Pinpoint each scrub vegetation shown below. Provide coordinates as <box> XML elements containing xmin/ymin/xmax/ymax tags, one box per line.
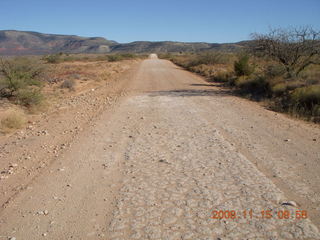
<box><xmin>160</xmin><ymin>26</ymin><xmax>320</xmax><ymax>122</ymax></box>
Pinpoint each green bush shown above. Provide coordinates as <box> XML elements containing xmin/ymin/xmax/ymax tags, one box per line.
<box><xmin>271</xmin><ymin>83</ymin><xmax>287</xmax><ymax>96</ymax></box>
<box><xmin>0</xmin><ymin>57</ymin><xmax>43</xmax><ymax>97</ymax></box>
<box><xmin>0</xmin><ymin>57</ymin><xmax>45</xmax><ymax>108</ymax></box>
<box><xmin>234</xmin><ymin>55</ymin><xmax>254</xmax><ymax>77</ymax></box>
<box><xmin>290</xmin><ymin>85</ymin><xmax>320</xmax><ymax>116</ymax></box>
<box><xmin>107</xmin><ymin>55</ymin><xmax>123</xmax><ymax>62</ymax></box>
<box><xmin>158</xmin><ymin>53</ymin><xmax>174</xmax><ymax>60</ymax></box>
<box><xmin>235</xmin><ymin>75</ymin><xmax>269</xmax><ymax>97</ymax></box>
<box><xmin>188</xmin><ymin>52</ymin><xmax>229</xmax><ymax>68</ymax></box>
<box><xmin>44</xmin><ymin>53</ymin><xmax>62</xmax><ymax>63</ymax></box>
<box><xmin>16</xmin><ymin>88</ymin><xmax>44</xmax><ymax>107</ymax></box>
<box><xmin>212</xmin><ymin>71</ymin><xmax>233</xmax><ymax>82</ymax></box>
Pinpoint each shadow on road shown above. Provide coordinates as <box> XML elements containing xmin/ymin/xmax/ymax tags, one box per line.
<box><xmin>148</xmin><ymin>88</ymin><xmax>233</xmax><ymax>97</ymax></box>
<box><xmin>189</xmin><ymin>83</ymin><xmax>221</xmax><ymax>87</ymax></box>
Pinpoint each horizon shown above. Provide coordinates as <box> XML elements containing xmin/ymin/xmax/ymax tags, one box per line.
<box><xmin>1</xmin><ymin>0</ymin><xmax>320</xmax><ymax>43</ymax></box>
<box><xmin>0</xmin><ymin>29</ymin><xmax>252</xmax><ymax>44</ymax></box>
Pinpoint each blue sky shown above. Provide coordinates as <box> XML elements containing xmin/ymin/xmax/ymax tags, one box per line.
<box><xmin>1</xmin><ymin>0</ymin><xmax>319</xmax><ymax>43</ymax></box>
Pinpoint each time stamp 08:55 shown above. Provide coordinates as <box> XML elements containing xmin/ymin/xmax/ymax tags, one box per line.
<box><xmin>211</xmin><ymin>209</ymin><xmax>308</xmax><ymax>220</ymax></box>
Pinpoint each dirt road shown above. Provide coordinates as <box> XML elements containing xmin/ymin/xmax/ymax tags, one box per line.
<box><xmin>1</xmin><ymin>56</ymin><xmax>320</xmax><ymax>239</ymax></box>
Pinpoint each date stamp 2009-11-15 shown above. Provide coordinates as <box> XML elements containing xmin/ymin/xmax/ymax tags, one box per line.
<box><xmin>211</xmin><ymin>209</ymin><xmax>308</xmax><ymax>220</ymax></box>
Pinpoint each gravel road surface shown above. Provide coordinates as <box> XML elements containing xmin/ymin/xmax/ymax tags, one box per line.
<box><xmin>0</xmin><ymin>56</ymin><xmax>319</xmax><ymax>240</ymax></box>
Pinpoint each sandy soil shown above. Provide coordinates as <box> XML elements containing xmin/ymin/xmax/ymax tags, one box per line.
<box><xmin>0</xmin><ymin>56</ymin><xmax>319</xmax><ymax>239</ymax></box>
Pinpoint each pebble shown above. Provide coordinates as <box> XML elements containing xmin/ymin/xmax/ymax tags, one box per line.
<box><xmin>281</xmin><ymin>200</ymin><xmax>298</xmax><ymax>207</ymax></box>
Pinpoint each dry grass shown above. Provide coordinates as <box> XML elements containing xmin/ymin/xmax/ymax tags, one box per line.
<box><xmin>0</xmin><ymin>109</ymin><xmax>26</xmax><ymax>133</ymax></box>
<box><xmin>0</xmin><ymin>55</ymin><xmax>138</xmax><ymax>136</ymax></box>
<box><xmin>160</xmin><ymin>52</ymin><xmax>320</xmax><ymax>121</ymax></box>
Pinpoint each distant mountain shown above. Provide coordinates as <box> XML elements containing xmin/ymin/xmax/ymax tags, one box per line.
<box><xmin>0</xmin><ymin>30</ymin><xmax>117</xmax><ymax>55</ymax></box>
<box><xmin>111</xmin><ymin>41</ymin><xmax>246</xmax><ymax>53</ymax></box>
<box><xmin>0</xmin><ymin>30</ymin><xmax>249</xmax><ymax>55</ymax></box>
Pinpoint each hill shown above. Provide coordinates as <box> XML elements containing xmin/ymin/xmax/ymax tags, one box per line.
<box><xmin>0</xmin><ymin>30</ymin><xmax>117</xmax><ymax>55</ymax></box>
<box><xmin>110</xmin><ymin>41</ymin><xmax>245</xmax><ymax>53</ymax></box>
<box><xmin>0</xmin><ymin>30</ymin><xmax>248</xmax><ymax>55</ymax></box>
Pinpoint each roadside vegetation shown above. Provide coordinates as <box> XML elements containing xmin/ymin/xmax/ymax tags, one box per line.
<box><xmin>0</xmin><ymin>52</ymin><xmax>142</xmax><ymax>133</ymax></box>
<box><xmin>0</xmin><ymin>57</ymin><xmax>45</xmax><ymax>108</ymax></box>
<box><xmin>43</xmin><ymin>52</ymin><xmax>145</xmax><ymax>64</ymax></box>
<box><xmin>160</xmin><ymin>26</ymin><xmax>320</xmax><ymax>122</ymax></box>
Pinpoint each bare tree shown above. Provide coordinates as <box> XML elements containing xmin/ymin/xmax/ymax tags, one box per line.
<box><xmin>251</xmin><ymin>26</ymin><xmax>320</xmax><ymax>78</ymax></box>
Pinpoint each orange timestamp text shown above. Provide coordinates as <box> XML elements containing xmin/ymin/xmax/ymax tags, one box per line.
<box><xmin>211</xmin><ymin>209</ymin><xmax>308</xmax><ymax>220</ymax></box>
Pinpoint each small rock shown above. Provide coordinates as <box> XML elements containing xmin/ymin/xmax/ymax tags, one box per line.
<box><xmin>281</xmin><ymin>200</ymin><xmax>297</xmax><ymax>207</ymax></box>
<box><xmin>9</xmin><ymin>237</ymin><xmax>16</xmax><ymax>240</ymax></box>
<box><xmin>42</xmin><ymin>130</ymin><xmax>49</xmax><ymax>135</ymax></box>
<box><xmin>44</xmin><ymin>210</ymin><xmax>49</xmax><ymax>215</ymax></box>
<box><xmin>42</xmin><ymin>233</ymin><xmax>47</xmax><ymax>237</ymax></box>
<box><xmin>313</xmin><ymin>138</ymin><xmax>317</xmax><ymax>141</ymax></box>
<box><xmin>159</xmin><ymin>159</ymin><xmax>169</xmax><ymax>164</ymax></box>
<box><xmin>284</xmin><ymin>139</ymin><xmax>291</xmax><ymax>142</ymax></box>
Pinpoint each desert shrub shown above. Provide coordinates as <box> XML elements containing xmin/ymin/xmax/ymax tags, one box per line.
<box><xmin>107</xmin><ymin>55</ymin><xmax>123</xmax><ymax>62</ymax></box>
<box><xmin>44</xmin><ymin>53</ymin><xmax>62</xmax><ymax>63</ymax></box>
<box><xmin>60</xmin><ymin>79</ymin><xmax>75</xmax><ymax>91</ymax></box>
<box><xmin>95</xmin><ymin>55</ymin><xmax>109</xmax><ymax>61</ymax></box>
<box><xmin>264</xmin><ymin>64</ymin><xmax>286</xmax><ymax>78</ymax></box>
<box><xmin>158</xmin><ymin>53</ymin><xmax>174</xmax><ymax>60</ymax></box>
<box><xmin>251</xmin><ymin>26</ymin><xmax>320</xmax><ymax>78</ymax></box>
<box><xmin>16</xmin><ymin>88</ymin><xmax>44</xmax><ymax>107</ymax></box>
<box><xmin>227</xmin><ymin>76</ymin><xmax>238</xmax><ymax>86</ymax></box>
<box><xmin>188</xmin><ymin>52</ymin><xmax>229</xmax><ymax>68</ymax></box>
<box><xmin>0</xmin><ymin>111</ymin><xmax>26</xmax><ymax>131</ymax></box>
<box><xmin>271</xmin><ymin>83</ymin><xmax>287</xmax><ymax>96</ymax></box>
<box><xmin>289</xmin><ymin>85</ymin><xmax>320</xmax><ymax>116</ymax></box>
<box><xmin>106</xmin><ymin>53</ymin><xmax>138</xmax><ymax>62</ymax></box>
<box><xmin>285</xmin><ymin>80</ymin><xmax>305</xmax><ymax>91</ymax></box>
<box><xmin>234</xmin><ymin>55</ymin><xmax>254</xmax><ymax>77</ymax></box>
<box><xmin>235</xmin><ymin>75</ymin><xmax>269</xmax><ymax>97</ymax></box>
<box><xmin>212</xmin><ymin>71</ymin><xmax>233</xmax><ymax>83</ymax></box>
<box><xmin>0</xmin><ymin>57</ymin><xmax>44</xmax><ymax>98</ymax></box>
<box><xmin>120</xmin><ymin>53</ymin><xmax>136</xmax><ymax>59</ymax></box>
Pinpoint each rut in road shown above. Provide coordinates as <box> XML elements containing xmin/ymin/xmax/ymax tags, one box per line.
<box><xmin>0</xmin><ymin>57</ymin><xmax>319</xmax><ymax>240</ymax></box>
